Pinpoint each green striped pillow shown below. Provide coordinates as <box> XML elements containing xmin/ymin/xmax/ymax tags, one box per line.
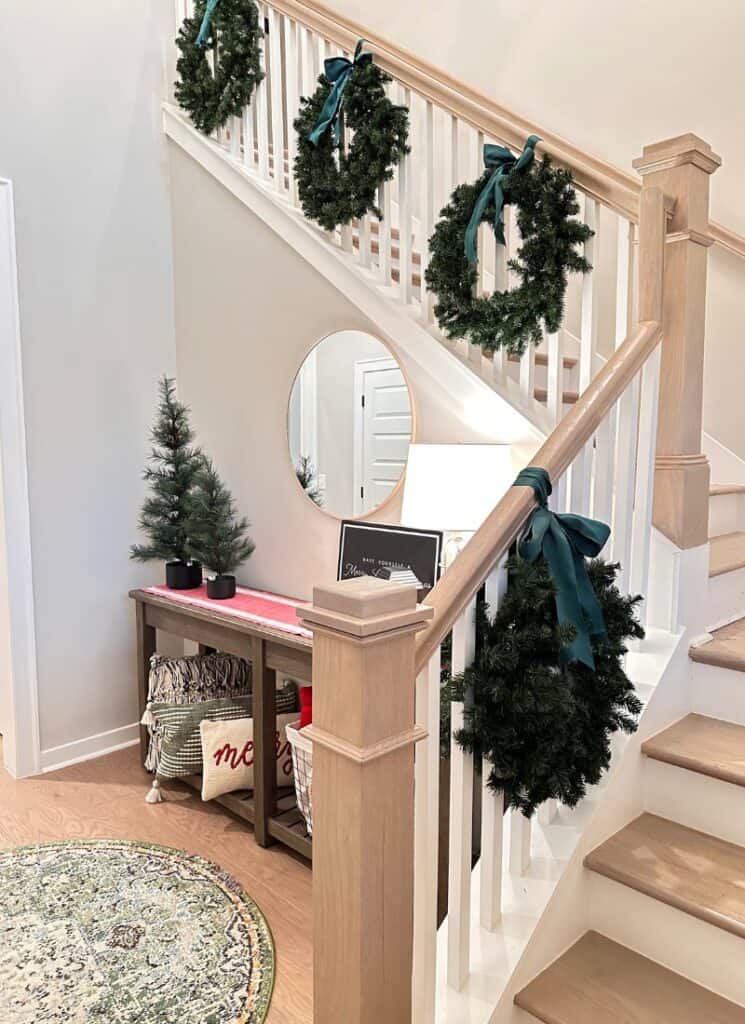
<box><xmin>151</xmin><ymin>684</ymin><xmax>299</xmax><ymax>780</ymax></box>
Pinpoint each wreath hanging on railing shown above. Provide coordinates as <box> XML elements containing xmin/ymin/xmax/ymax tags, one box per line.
<box><xmin>425</xmin><ymin>136</ymin><xmax>593</xmax><ymax>357</ymax></box>
<box><xmin>175</xmin><ymin>0</ymin><xmax>264</xmax><ymax>136</ymax></box>
<box><xmin>293</xmin><ymin>40</ymin><xmax>410</xmax><ymax>232</ymax></box>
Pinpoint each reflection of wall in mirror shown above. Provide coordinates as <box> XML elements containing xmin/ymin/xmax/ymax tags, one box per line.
<box><xmin>290</xmin><ymin>331</ymin><xmax>411</xmax><ymax>517</ymax></box>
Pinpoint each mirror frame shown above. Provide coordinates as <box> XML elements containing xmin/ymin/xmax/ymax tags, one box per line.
<box><xmin>286</xmin><ymin>330</ymin><xmax>418</xmax><ymax>521</ymax></box>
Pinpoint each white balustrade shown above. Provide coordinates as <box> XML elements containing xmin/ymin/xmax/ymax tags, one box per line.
<box><xmin>170</xmin><ymin>8</ymin><xmax>670</xmax><ymax>1015</ymax></box>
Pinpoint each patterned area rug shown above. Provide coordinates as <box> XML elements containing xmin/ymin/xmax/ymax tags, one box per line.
<box><xmin>0</xmin><ymin>839</ymin><xmax>275</xmax><ymax>1023</ymax></box>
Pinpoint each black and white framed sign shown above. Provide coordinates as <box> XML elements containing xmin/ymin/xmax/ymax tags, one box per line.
<box><xmin>337</xmin><ymin>521</ymin><xmax>443</xmax><ymax>598</ymax></box>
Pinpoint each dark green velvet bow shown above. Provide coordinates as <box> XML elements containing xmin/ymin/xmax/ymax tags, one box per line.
<box><xmin>308</xmin><ymin>39</ymin><xmax>372</xmax><ymax>146</ymax></box>
<box><xmin>464</xmin><ymin>134</ymin><xmax>541</xmax><ymax>263</ymax></box>
<box><xmin>196</xmin><ymin>0</ymin><xmax>219</xmax><ymax>46</ymax></box>
<box><xmin>515</xmin><ymin>467</ymin><xmax>610</xmax><ymax>669</ymax></box>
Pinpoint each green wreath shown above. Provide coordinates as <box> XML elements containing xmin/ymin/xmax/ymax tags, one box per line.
<box><xmin>293</xmin><ymin>41</ymin><xmax>409</xmax><ymax>232</ymax></box>
<box><xmin>425</xmin><ymin>138</ymin><xmax>593</xmax><ymax>357</ymax></box>
<box><xmin>175</xmin><ymin>0</ymin><xmax>264</xmax><ymax>136</ymax></box>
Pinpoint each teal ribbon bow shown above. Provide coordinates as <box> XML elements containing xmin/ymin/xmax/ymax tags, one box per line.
<box><xmin>308</xmin><ymin>39</ymin><xmax>372</xmax><ymax>146</ymax></box>
<box><xmin>515</xmin><ymin>467</ymin><xmax>610</xmax><ymax>669</ymax></box>
<box><xmin>196</xmin><ymin>0</ymin><xmax>219</xmax><ymax>47</ymax></box>
<box><xmin>464</xmin><ymin>134</ymin><xmax>541</xmax><ymax>263</ymax></box>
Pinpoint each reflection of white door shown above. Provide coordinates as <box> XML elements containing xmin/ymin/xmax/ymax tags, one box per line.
<box><xmin>354</xmin><ymin>357</ymin><xmax>412</xmax><ymax>515</ymax></box>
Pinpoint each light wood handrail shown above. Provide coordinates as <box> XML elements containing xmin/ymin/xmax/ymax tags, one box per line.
<box><xmin>414</xmin><ymin>319</ymin><xmax>662</xmax><ymax>674</ymax></box>
<box><xmin>268</xmin><ymin>0</ymin><xmax>745</xmax><ymax>260</ymax></box>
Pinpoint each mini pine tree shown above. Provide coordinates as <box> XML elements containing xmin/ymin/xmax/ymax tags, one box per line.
<box><xmin>131</xmin><ymin>376</ymin><xmax>202</xmax><ymax>565</ymax></box>
<box><xmin>450</xmin><ymin>556</ymin><xmax>644</xmax><ymax>817</ymax></box>
<box><xmin>295</xmin><ymin>454</ymin><xmax>323</xmax><ymax>507</ymax></box>
<box><xmin>187</xmin><ymin>458</ymin><xmax>255</xmax><ymax>578</ymax></box>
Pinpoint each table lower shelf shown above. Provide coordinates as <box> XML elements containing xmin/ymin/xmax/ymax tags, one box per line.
<box><xmin>178</xmin><ymin>775</ymin><xmax>312</xmax><ymax>861</ymax></box>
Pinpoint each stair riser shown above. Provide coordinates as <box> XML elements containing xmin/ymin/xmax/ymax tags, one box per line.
<box><xmin>705</xmin><ymin>566</ymin><xmax>745</xmax><ymax>632</ymax></box>
<box><xmin>643</xmin><ymin>758</ymin><xmax>745</xmax><ymax>847</ymax></box>
<box><xmin>505</xmin><ymin>361</ymin><xmax>578</xmax><ymax>393</ymax></box>
<box><xmin>691</xmin><ymin>661</ymin><xmax>745</xmax><ymax>725</ymax></box>
<box><xmin>588</xmin><ymin>873</ymin><xmax>745</xmax><ymax>1006</ymax></box>
<box><xmin>709</xmin><ymin>492</ymin><xmax>745</xmax><ymax>538</ymax></box>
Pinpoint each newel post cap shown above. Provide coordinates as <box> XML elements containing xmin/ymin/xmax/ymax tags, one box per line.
<box><xmin>298</xmin><ymin>576</ymin><xmax>433</xmax><ymax>639</ymax></box>
<box><xmin>633</xmin><ymin>133</ymin><xmax>721</xmax><ymax>176</ymax></box>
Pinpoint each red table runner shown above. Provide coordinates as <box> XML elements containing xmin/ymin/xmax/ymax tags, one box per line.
<box><xmin>143</xmin><ymin>584</ymin><xmax>312</xmax><ymax>639</ymax></box>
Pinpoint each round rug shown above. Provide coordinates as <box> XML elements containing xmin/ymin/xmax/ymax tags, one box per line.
<box><xmin>0</xmin><ymin>839</ymin><xmax>275</xmax><ymax>1023</ymax></box>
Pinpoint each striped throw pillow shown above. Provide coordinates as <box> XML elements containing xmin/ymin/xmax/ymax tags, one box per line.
<box><xmin>151</xmin><ymin>683</ymin><xmax>299</xmax><ymax>780</ymax></box>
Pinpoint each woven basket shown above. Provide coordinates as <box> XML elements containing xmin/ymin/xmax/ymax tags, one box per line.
<box><xmin>286</xmin><ymin>722</ymin><xmax>313</xmax><ymax>836</ymax></box>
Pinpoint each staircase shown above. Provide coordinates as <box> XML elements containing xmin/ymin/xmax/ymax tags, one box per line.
<box><xmin>513</xmin><ymin>479</ymin><xmax>745</xmax><ymax>1022</ymax></box>
<box><xmin>164</xmin><ymin>3</ymin><xmax>745</xmax><ymax>1022</ymax></box>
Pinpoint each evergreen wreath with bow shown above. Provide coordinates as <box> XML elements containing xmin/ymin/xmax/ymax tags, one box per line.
<box><xmin>425</xmin><ymin>136</ymin><xmax>593</xmax><ymax>357</ymax></box>
<box><xmin>175</xmin><ymin>0</ymin><xmax>264</xmax><ymax>136</ymax></box>
<box><xmin>448</xmin><ymin>469</ymin><xmax>644</xmax><ymax>817</ymax></box>
<box><xmin>293</xmin><ymin>40</ymin><xmax>410</xmax><ymax>231</ymax></box>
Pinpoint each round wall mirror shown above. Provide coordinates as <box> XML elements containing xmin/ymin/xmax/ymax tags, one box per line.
<box><xmin>288</xmin><ymin>330</ymin><xmax>413</xmax><ymax>519</ymax></box>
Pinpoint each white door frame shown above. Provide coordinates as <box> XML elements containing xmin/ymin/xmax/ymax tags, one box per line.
<box><xmin>352</xmin><ymin>355</ymin><xmax>401</xmax><ymax>517</ymax></box>
<box><xmin>0</xmin><ymin>179</ymin><xmax>41</xmax><ymax>778</ymax></box>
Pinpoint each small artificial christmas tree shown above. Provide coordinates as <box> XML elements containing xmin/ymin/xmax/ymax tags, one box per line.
<box><xmin>131</xmin><ymin>375</ymin><xmax>203</xmax><ymax>589</ymax></box>
<box><xmin>449</xmin><ymin>556</ymin><xmax>644</xmax><ymax>817</ymax></box>
<box><xmin>187</xmin><ymin>458</ymin><xmax>255</xmax><ymax>599</ymax></box>
<box><xmin>295</xmin><ymin>454</ymin><xmax>323</xmax><ymax>507</ymax></box>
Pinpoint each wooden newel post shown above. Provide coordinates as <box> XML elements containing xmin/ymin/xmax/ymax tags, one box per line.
<box><xmin>299</xmin><ymin>577</ymin><xmax>433</xmax><ymax>1024</ymax></box>
<box><xmin>633</xmin><ymin>133</ymin><xmax>721</xmax><ymax>550</ymax></box>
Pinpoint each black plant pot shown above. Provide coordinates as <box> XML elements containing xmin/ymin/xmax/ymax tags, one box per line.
<box><xmin>165</xmin><ymin>560</ymin><xmax>203</xmax><ymax>590</ymax></box>
<box><xmin>207</xmin><ymin>574</ymin><xmax>236</xmax><ymax>600</ymax></box>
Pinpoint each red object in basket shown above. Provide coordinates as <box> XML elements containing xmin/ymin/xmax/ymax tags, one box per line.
<box><xmin>299</xmin><ymin>686</ymin><xmax>313</xmax><ymax>729</ymax></box>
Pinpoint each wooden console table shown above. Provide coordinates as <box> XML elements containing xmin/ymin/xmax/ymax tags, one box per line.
<box><xmin>130</xmin><ymin>586</ymin><xmax>313</xmax><ymax>861</ymax></box>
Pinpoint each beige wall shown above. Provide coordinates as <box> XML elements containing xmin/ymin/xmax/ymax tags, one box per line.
<box><xmin>322</xmin><ymin>0</ymin><xmax>745</xmax><ymax>460</ymax></box>
<box><xmin>0</xmin><ymin>0</ymin><xmax>177</xmax><ymax>758</ymax></box>
<box><xmin>169</xmin><ymin>145</ymin><xmax>541</xmax><ymax>599</ymax></box>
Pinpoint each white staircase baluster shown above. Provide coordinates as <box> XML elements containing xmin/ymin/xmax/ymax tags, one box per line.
<box><xmin>480</xmin><ymin>557</ymin><xmax>508</xmax><ymax>930</ymax></box>
<box><xmin>230</xmin><ymin>115</ymin><xmax>241</xmax><ymax>160</ymax></box>
<box><xmin>420</xmin><ymin>99</ymin><xmax>435</xmax><ymax>324</ymax></box>
<box><xmin>492</xmin><ymin>216</ymin><xmax>508</xmax><ymax>385</ymax></box>
<box><xmin>467</xmin><ymin>129</ymin><xmax>485</xmax><ymax>369</ymax></box>
<box><xmin>254</xmin><ymin>7</ymin><xmax>270</xmax><ymax>181</ymax></box>
<box><xmin>447</xmin><ymin>598</ymin><xmax>476</xmax><ymax>991</ymax></box>
<box><xmin>267</xmin><ymin>7</ymin><xmax>285</xmax><ymax>193</ymax></box>
<box><xmin>520</xmin><ymin>343</ymin><xmax>536</xmax><ymax>405</ymax></box>
<box><xmin>593</xmin><ymin>398</ymin><xmax>617</xmax><ymax>533</ymax></box>
<box><xmin>610</xmin><ymin>221</ymin><xmax>638</xmax><ymax>591</ymax></box>
<box><xmin>242</xmin><ymin>102</ymin><xmax>256</xmax><ymax>171</ymax></box>
<box><xmin>538</xmin><ymin>799</ymin><xmax>559</xmax><ymax>826</ymax></box>
<box><xmin>546</xmin><ymin>330</ymin><xmax>564</xmax><ymax>426</ymax></box>
<box><xmin>377</xmin><ymin>180</ymin><xmax>392</xmax><ymax>284</ymax></box>
<box><xmin>571</xmin><ymin>194</ymin><xmax>601</xmax><ymax>516</ymax></box>
<box><xmin>630</xmin><ymin>346</ymin><xmax>661</xmax><ymax>627</ymax></box>
<box><xmin>398</xmin><ymin>86</ymin><xmax>413</xmax><ymax>304</ymax></box>
<box><xmin>508</xmin><ymin>808</ymin><xmax>532</xmax><ymax>875</ymax></box>
<box><xmin>413</xmin><ymin>648</ymin><xmax>442</xmax><ymax>1024</ymax></box>
<box><xmin>282</xmin><ymin>16</ymin><xmax>299</xmax><ymax>205</ymax></box>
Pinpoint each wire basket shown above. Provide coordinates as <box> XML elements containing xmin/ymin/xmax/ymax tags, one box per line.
<box><xmin>286</xmin><ymin>721</ymin><xmax>313</xmax><ymax>836</ymax></box>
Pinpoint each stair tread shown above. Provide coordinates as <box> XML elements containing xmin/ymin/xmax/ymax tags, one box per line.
<box><xmin>584</xmin><ymin>813</ymin><xmax>745</xmax><ymax>938</ymax></box>
<box><xmin>534</xmin><ymin>385</ymin><xmax>579</xmax><ymax>404</ymax></box>
<box><xmin>642</xmin><ymin>713</ymin><xmax>745</xmax><ymax>787</ymax></box>
<box><xmin>709</xmin><ymin>532</ymin><xmax>745</xmax><ymax>577</ymax></box>
<box><xmin>690</xmin><ymin>616</ymin><xmax>745</xmax><ymax>672</ymax></box>
<box><xmin>508</xmin><ymin>351</ymin><xmax>578</xmax><ymax>369</ymax></box>
<box><xmin>711</xmin><ymin>483</ymin><xmax>745</xmax><ymax>496</ymax></box>
<box><xmin>515</xmin><ymin>930</ymin><xmax>745</xmax><ymax>1024</ymax></box>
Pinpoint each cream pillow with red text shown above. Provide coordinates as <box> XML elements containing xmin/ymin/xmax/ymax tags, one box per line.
<box><xmin>200</xmin><ymin>713</ymin><xmax>295</xmax><ymax>801</ymax></box>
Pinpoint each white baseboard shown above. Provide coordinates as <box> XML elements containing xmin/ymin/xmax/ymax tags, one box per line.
<box><xmin>39</xmin><ymin>722</ymin><xmax>140</xmax><ymax>774</ymax></box>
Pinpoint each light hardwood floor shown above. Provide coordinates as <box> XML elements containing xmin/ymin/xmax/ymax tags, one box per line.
<box><xmin>0</xmin><ymin>742</ymin><xmax>313</xmax><ymax>1023</ymax></box>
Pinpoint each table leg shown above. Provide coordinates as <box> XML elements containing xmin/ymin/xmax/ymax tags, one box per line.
<box><xmin>135</xmin><ymin>601</ymin><xmax>156</xmax><ymax>768</ymax></box>
<box><xmin>253</xmin><ymin>636</ymin><xmax>277</xmax><ymax>847</ymax></box>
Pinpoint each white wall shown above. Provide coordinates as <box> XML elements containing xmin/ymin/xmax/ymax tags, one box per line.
<box><xmin>169</xmin><ymin>144</ymin><xmax>542</xmax><ymax>600</ymax></box>
<box><xmin>323</xmin><ymin>0</ymin><xmax>745</xmax><ymax>458</ymax></box>
<box><xmin>0</xmin><ymin>447</ymin><xmax>10</xmax><ymax>743</ymax></box>
<box><xmin>0</xmin><ymin>2</ymin><xmax>177</xmax><ymax>764</ymax></box>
